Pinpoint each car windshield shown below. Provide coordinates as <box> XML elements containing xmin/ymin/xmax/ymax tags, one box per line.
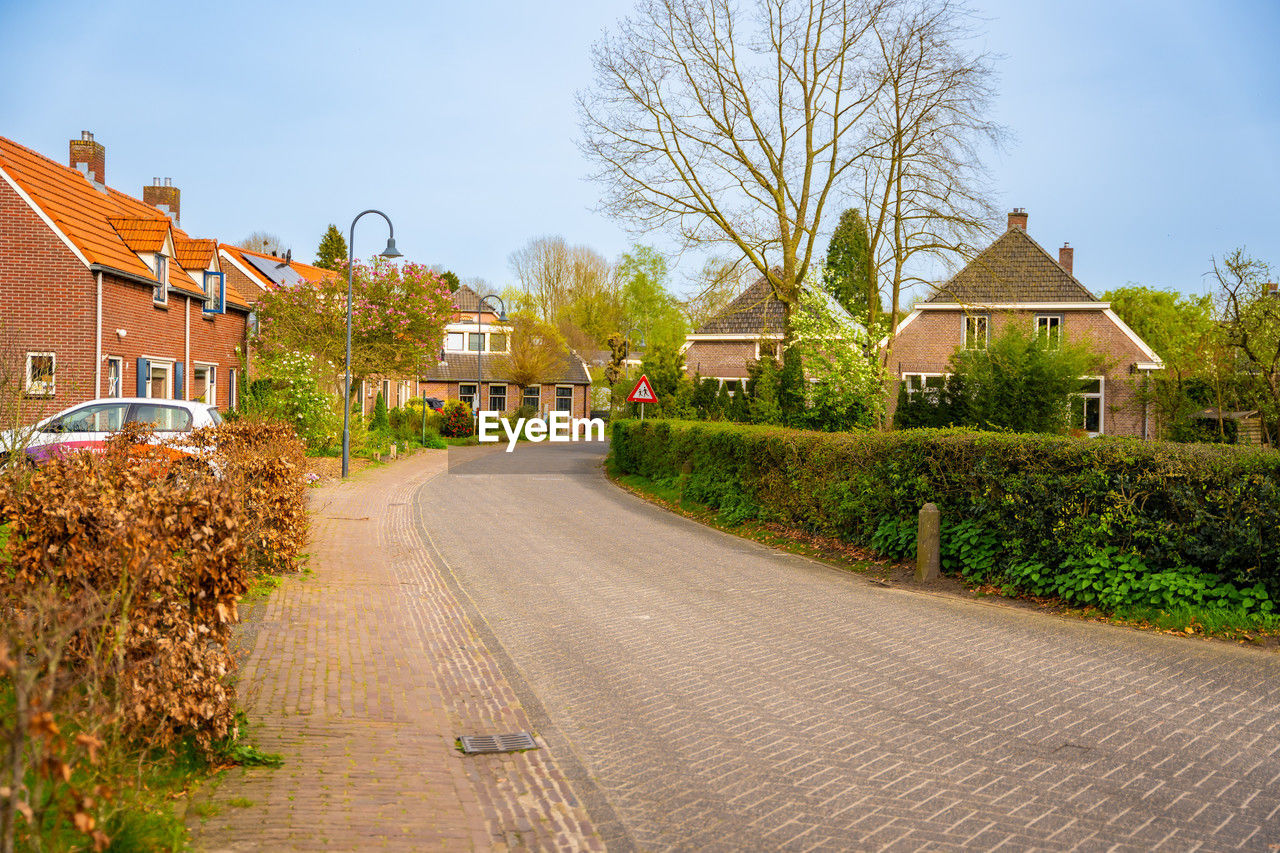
<box><xmin>129</xmin><ymin>404</ymin><xmax>193</xmax><ymax>432</ymax></box>
<box><xmin>46</xmin><ymin>402</ymin><xmax>130</xmax><ymax>433</ymax></box>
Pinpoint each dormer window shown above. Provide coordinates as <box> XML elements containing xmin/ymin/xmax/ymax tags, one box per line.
<box><xmin>154</xmin><ymin>254</ymin><xmax>169</xmax><ymax>304</ymax></box>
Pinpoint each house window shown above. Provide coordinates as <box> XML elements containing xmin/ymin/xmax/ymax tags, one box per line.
<box><xmin>488</xmin><ymin>384</ymin><xmax>507</xmax><ymax>412</ymax></box>
<box><xmin>25</xmin><ymin>352</ymin><xmax>55</xmax><ymax>397</ymax></box>
<box><xmin>229</xmin><ymin>368</ymin><xmax>238</xmax><ymax>411</ymax></box>
<box><xmin>146</xmin><ymin>361</ymin><xmax>172</xmax><ymax>399</ymax></box>
<box><xmin>1072</xmin><ymin>377</ymin><xmax>1104</xmax><ymax>435</ymax></box>
<box><xmin>555</xmin><ymin>386</ymin><xmax>574</xmax><ymax>412</ymax></box>
<box><xmin>446</xmin><ymin>332</ymin><xmax>465</xmax><ymax>351</ymax></box>
<box><xmin>902</xmin><ymin>373</ymin><xmax>947</xmax><ymax>397</ymax></box>
<box><xmin>399</xmin><ymin>381</ymin><xmax>412</xmax><ymax>405</ymax></box>
<box><xmin>459</xmin><ymin>383</ymin><xmax>478</xmax><ymax>410</ymax></box>
<box><xmin>1036</xmin><ymin>315</ymin><xmax>1062</xmax><ymax>347</ymax></box>
<box><xmin>192</xmin><ymin>364</ymin><xmax>216</xmax><ymax>404</ymax></box>
<box><xmin>203</xmin><ymin>271</ymin><xmax>225</xmax><ymax>314</ymax></box>
<box><xmin>154</xmin><ymin>254</ymin><xmax>169</xmax><ymax>304</ymax></box>
<box><xmin>489</xmin><ymin>333</ymin><xmax>508</xmax><ymax>353</ymax></box>
<box><xmin>964</xmin><ymin>315</ymin><xmax>988</xmax><ymax>350</ymax></box>
<box><xmin>106</xmin><ymin>356</ymin><xmax>123</xmax><ymax>397</ymax></box>
<box><xmin>468</xmin><ymin>333</ymin><xmax>483</xmax><ymax>352</ymax></box>
<box><xmin>522</xmin><ymin>386</ymin><xmax>540</xmax><ymax>409</ymax></box>
<box><xmin>381</xmin><ymin>379</ymin><xmax>391</xmax><ymax>405</ymax></box>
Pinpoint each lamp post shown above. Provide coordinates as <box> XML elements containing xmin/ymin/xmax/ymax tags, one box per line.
<box><xmin>342</xmin><ymin>210</ymin><xmax>402</xmax><ymax>479</ymax></box>
<box><xmin>475</xmin><ymin>294</ymin><xmax>507</xmax><ymax>424</ymax></box>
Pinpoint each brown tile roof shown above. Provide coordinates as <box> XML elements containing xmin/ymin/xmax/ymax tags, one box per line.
<box><xmin>0</xmin><ymin>135</ymin><xmax>250</xmax><ymax>310</ymax></box>
<box><xmin>695</xmin><ymin>275</ymin><xmax>785</xmax><ymax>335</ymax></box>
<box><xmin>451</xmin><ymin>284</ymin><xmax>481</xmax><ymax>312</ymax></box>
<box><xmin>926</xmin><ymin>227</ymin><xmax>1098</xmax><ymax>304</ymax></box>
<box><xmin>422</xmin><ymin>351</ymin><xmax>591</xmax><ymax>385</ymax></box>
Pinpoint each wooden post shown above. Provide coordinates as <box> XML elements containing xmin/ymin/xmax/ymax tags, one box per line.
<box><xmin>915</xmin><ymin>503</ymin><xmax>940</xmax><ymax>583</ymax></box>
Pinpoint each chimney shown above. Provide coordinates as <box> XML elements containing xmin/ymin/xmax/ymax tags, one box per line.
<box><xmin>143</xmin><ymin>177</ymin><xmax>181</xmax><ymax>225</ymax></box>
<box><xmin>69</xmin><ymin>130</ymin><xmax>106</xmax><ymax>189</ymax></box>
<box><xmin>1007</xmin><ymin>208</ymin><xmax>1028</xmax><ymax>231</ymax></box>
<box><xmin>1058</xmin><ymin>243</ymin><xmax>1074</xmax><ymax>275</ymax></box>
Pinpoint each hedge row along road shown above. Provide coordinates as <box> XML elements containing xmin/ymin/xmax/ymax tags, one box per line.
<box><xmin>419</xmin><ymin>441</ymin><xmax>1280</xmax><ymax>852</ymax></box>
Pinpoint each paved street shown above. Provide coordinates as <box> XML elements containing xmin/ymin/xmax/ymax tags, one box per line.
<box><xmin>191</xmin><ymin>451</ymin><xmax>603</xmax><ymax>851</ymax></box>
<box><xmin>418</xmin><ymin>442</ymin><xmax>1280</xmax><ymax>852</ymax></box>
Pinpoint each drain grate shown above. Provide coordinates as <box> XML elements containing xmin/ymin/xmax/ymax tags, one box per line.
<box><xmin>459</xmin><ymin>732</ymin><xmax>538</xmax><ymax>754</ymax></box>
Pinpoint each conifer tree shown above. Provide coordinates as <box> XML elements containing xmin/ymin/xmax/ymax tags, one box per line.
<box><xmin>315</xmin><ymin>224</ymin><xmax>349</xmax><ymax>270</ymax></box>
<box><xmin>823</xmin><ymin>208</ymin><xmax>878</xmax><ymax>327</ymax></box>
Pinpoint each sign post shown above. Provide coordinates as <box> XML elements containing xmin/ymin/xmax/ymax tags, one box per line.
<box><xmin>626</xmin><ymin>374</ymin><xmax>658</xmax><ymax>421</ymax></box>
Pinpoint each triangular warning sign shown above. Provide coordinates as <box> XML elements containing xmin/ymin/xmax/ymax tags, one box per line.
<box><xmin>626</xmin><ymin>374</ymin><xmax>658</xmax><ymax>404</ymax></box>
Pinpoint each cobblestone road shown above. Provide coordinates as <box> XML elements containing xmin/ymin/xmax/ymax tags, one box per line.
<box><xmin>191</xmin><ymin>450</ymin><xmax>604</xmax><ymax>851</ymax></box>
<box><xmin>417</xmin><ymin>442</ymin><xmax>1280</xmax><ymax>852</ymax></box>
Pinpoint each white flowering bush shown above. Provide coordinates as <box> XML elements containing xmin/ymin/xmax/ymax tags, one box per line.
<box><xmin>791</xmin><ymin>286</ymin><xmax>886</xmax><ymax>430</ymax></box>
<box><xmin>244</xmin><ymin>351</ymin><xmax>341</xmax><ymax>450</ymax></box>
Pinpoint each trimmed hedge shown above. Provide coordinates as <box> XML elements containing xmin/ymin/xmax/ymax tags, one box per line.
<box><xmin>610</xmin><ymin>420</ymin><xmax>1280</xmax><ymax>607</ymax></box>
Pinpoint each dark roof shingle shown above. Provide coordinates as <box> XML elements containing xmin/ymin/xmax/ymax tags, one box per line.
<box><xmin>695</xmin><ymin>276</ymin><xmax>785</xmax><ymax>335</ymax></box>
<box><xmin>926</xmin><ymin>228</ymin><xmax>1097</xmax><ymax>304</ymax></box>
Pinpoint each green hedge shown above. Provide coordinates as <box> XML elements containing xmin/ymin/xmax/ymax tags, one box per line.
<box><xmin>610</xmin><ymin>420</ymin><xmax>1280</xmax><ymax>612</ymax></box>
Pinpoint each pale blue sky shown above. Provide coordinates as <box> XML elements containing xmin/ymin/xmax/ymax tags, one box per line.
<box><xmin>2</xmin><ymin>0</ymin><xmax>1276</xmax><ymax>301</ymax></box>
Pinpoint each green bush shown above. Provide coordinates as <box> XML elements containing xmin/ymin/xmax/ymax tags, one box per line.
<box><xmin>610</xmin><ymin>420</ymin><xmax>1280</xmax><ymax>613</ymax></box>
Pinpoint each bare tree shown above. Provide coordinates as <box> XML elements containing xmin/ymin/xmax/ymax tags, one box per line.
<box><xmin>579</xmin><ymin>0</ymin><xmax>891</xmax><ymax>337</ymax></box>
<box><xmin>857</xmin><ymin>0</ymin><xmax>1005</xmax><ymax>369</ymax></box>
<box><xmin>509</xmin><ymin>236</ymin><xmax>575</xmax><ymax>323</ymax></box>
<box><xmin>236</xmin><ymin>230</ymin><xmax>288</xmax><ymax>256</ymax></box>
<box><xmin>682</xmin><ymin>255</ymin><xmax>752</xmax><ymax>329</ymax></box>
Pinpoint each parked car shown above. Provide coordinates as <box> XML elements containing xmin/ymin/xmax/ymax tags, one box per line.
<box><xmin>424</xmin><ymin>397</ymin><xmax>445</xmax><ymax>411</ymax></box>
<box><xmin>0</xmin><ymin>397</ymin><xmax>223</xmax><ymax>467</ymax></box>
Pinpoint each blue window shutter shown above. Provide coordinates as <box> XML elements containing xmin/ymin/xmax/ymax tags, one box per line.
<box><xmin>174</xmin><ymin>361</ymin><xmax>184</xmax><ymax>399</ymax></box>
<box><xmin>218</xmin><ymin>273</ymin><xmax>227</xmax><ymax>314</ymax></box>
<box><xmin>136</xmin><ymin>358</ymin><xmax>149</xmax><ymax>396</ymax></box>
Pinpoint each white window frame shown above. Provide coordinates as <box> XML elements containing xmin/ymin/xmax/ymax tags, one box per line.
<box><xmin>25</xmin><ymin>352</ymin><xmax>56</xmax><ymax>397</ymax></box>
<box><xmin>522</xmin><ymin>385</ymin><xmax>541</xmax><ymax>410</ymax></box>
<box><xmin>192</xmin><ymin>363</ymin><xmax>217</xmax><ymax>405</ymax></box>
<box><xmin>488</xmin><ymin>383</ymin><xmax>507</xmax><ymax>412</ymax></box>
<box><xmin>106</xmin><ymin>356</ymin><xmax>123</xmax><ymax>397</ymax></box>
<box><xmin>963</xmin><ymin>314</ymin><xmax>989</xmax><ymax>350</ymax></box>
<box><xmin>154</xmin><ymin>254</ymin><xmax>169</xmax><ymax>304</ymax></box>
<box><xmin>554</xmin><ymin>384</ymin><xmax>574</xmax><ymax>413</ymax></box>
<box><xmin>902</xmin><ymin>372</ymin><xmax>948</xmax><ymax>397</ymax></box>
<box><xmin>1035</xmin><ymin>314</ymin><xmax>1063</xmax><ymax>347</ymax></box>
<box><xmin>459</xmin><ymin>382</ymin><xmax>478</xmax><ymax>411</ymax></box>
<box><xmin>446</xmin><ymin>332</ymin><xmax>465</xmax><ymax>351</ymax></box>
<box><xmin>1074</xmin><ymin>376</ymin><xmax>1105</xmax><ymax>436</ymax></box>
<box><xmin>229</xmin><ymin>368</ymin><xmax>238</xmax><ymax>411</ymax></box>
<box><xmin>488</xmin><ymin>332</ymin><xmax>509</xmax><ymax>353</ymax></box>
<box><xmin>381</xmin><ymin>378</ymin><xmax>391</xmax><ymax>406</ymax></box>
<box><xmin>144</xmin><ymin>358</ymin><xmax>174</xmax><ymax>399</ymax></box>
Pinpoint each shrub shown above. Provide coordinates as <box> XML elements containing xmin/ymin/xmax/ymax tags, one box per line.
<box><xmin>241</xmin><ymin>350</ymin><xmax>341</xmax><ymax>450</ymax></box>
<box><xmin>440</xmin><ymin>400</ymin><xmax>473</xmax><ymax>438</ymax></box>
<box><xmin>610</xmin><ymin>420</ymin><xmax>1280</xmax><ymax>610</ymax></box>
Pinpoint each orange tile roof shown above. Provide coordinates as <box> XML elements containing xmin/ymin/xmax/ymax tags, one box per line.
<box><xmin>0</xmin><ymin>135</ymin><xmax>249</xmax><ymax>311</ymax></box>
<box><xmin>174</xmin><ymin>237</ymin><xmax>216</xmax><ymax>271</ymax></box>
<box><xmin>218</xmin><ymin>243</ymin><xmax>276</xmax><ymax>293</ymax></box>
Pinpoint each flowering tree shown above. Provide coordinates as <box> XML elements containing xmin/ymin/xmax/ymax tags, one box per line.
<box><xmin>253</xmin><ymin>258</ymin><xmax>454</xmax><ymax>398</ymax></box>
<box><xmin>791</xmin><ymin>287</ymin><xmax>886</xmax><ymax>430</ymax></box>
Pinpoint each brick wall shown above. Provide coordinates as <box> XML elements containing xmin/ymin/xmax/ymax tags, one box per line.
<box><xmin>888</xmin><ymin>307</ymin><xmax>1154</xmax><ymax>437</ymax></box>
<box><xmin>0</xmin><ymin>176</ymin><xmax>96</xmax><ymax>421</ymax></box>
<box><xmin>684</xmin><ymin>340</ymin><xmax>761</xmax><ymax>380</ymax></box>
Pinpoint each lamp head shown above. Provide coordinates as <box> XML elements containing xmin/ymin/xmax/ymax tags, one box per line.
<box><xmin>380</xmin><ymin>237</ymin><xmax>403</xmax><ymax>259</ymax></box>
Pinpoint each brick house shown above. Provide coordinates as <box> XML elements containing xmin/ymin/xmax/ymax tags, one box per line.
<box><xmin>887</xmin><ymin>209</ymin><xmax>1164</xmax><ymax>437</ymax></box>
<box><xmin>683</xmin><ymin>276</ymin><xmax>785</xmax><ymax>383</ymax></box>
<box><xmin>0</xmin><ymin>131</ymin><xmax>251</xmax><ymax>422</ymax></box>
<box><xmin>420</xmin><ymin>285</ymin><xmax>592</xmax><ymax>418</ymax></box>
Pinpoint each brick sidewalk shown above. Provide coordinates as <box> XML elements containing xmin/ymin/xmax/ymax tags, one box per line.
<box><xmin>190</xmin><ymin>451</ymin><xmax>603</xmax><ymax>851</ymax></box>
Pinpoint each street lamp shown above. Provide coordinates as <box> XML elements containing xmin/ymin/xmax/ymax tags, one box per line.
<box><xmin>342</xmin><ymin>210</ymin><xmax>402</xmax><ymax>479</ymax></box>
<box><xmin>475</xmin><ymin>293</ymin><xmax>507</xmax><ymax>423</ymax></box>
